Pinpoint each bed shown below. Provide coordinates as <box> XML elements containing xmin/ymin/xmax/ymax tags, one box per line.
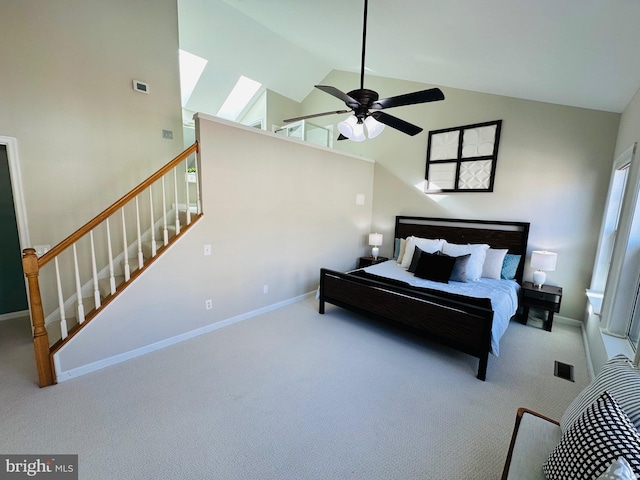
<box><xmin>318</xmin><ymin>216</ymin><xmax>530</xmax><ymax>380</ymax></box>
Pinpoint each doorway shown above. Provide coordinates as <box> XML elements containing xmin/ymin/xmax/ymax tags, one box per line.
<box><xmin>0</xmin><ymin>138</ymin><xmax>29</xmax><ymax>318</ymax></box>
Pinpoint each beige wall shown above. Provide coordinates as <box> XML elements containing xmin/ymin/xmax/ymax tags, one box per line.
<box><xmin>266</xmin><ymin>90</ymin><xmax>302</xmax><ymax>134</ymax></box>
<box><xmin>55</xmin><ymin>116</ymin><xmax>375</xmax><ymax>374</ymax></box>
<box><xmin>300</xmin><ymin>70</ymin><xmax>621</xmax><ymax>321</ymax></box>
<box><xmin>614</xmin><ymin>87</ymin><xmax>640</xmax><ymax>158</ymax></box>
<box><xmin>584</xmin><ymin>85</ymin><xmax>640</xmax><ymax>373</ymax></box>
<box><xmin>0</xmin><ymin>0</ymin><xmax>184</xmax><ymax>249</ymax></box>
<box><xmin>238</xmin><ymin>90</ymin><xmax>267</xmax><ymax>128</ymax></box>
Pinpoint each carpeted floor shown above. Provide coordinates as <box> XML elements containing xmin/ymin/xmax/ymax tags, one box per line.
<box><xmin>0</xmin><ymin>296</ymin><xmax>589</xmax><ymax>479</ymax></box>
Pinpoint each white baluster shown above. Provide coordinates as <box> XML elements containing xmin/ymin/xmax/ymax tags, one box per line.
<box><xmin>161</xmin><ymin>177</ymin><xmax>168</xmax><ymax>244</ymax></box>
<box><xmin>135</xmin><ymin>196</ymin><xmax>143</xmax><ymax>269</ymax></box>
<box><xmin>194</xmin><ymin>158</ymin><xmax>202</xmax><ymax>215</ymax></box>
<box><xmin>72</xmin><ymin>243</ymin><xmax>85</xmax><ymax>324</ymax></box>
<box><xmin>54</xmin><ymin>257</ymin><xmax>68</xmax><ymax>340</ymax></box>
<box><xmin>89</xmin><ymin>231</ymin><xmax>101</xmax><ymax>309</ymax></box>
<box><xmin>173</xmin><ymin>167</ymin><xmax>181</xmax><ymax>234</ymax></box>
<box><xmin>122</xmin><ymin>207</ymin><xmax>130</xmax><ymax>281</ymax></box>
<box><xmin>149</xmin><ymin>188</ymin><xmax>157</xmax><ymax>257</ymax></box>
<box><xmin>106</xmin><ymin>218</ymin><xmax>116</xmax><ymax>294</ymax></box>
<box><xmin>184</xmin><ymin>162</ymin><xmax>191</xmax><ymax>225</ymax></box>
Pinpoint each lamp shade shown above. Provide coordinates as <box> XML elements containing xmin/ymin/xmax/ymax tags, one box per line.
<box><xmin>369</xmin><ymin>233</ymin><xmax>383</xmax><ymax>246</ymax></box>
<box><xmin>364</xmin><ymin>115</ymin><xmax>385</xmax><ymax>138</ymax></box>
<box><xmin>338</xmin><ymin>115</ymin><xmax>365</xmax><ymax>142</ymax></box>
<box><xmin>530</xmin><ymin>251</ymin><xmax>557</xmax><ymax>271</ymax></box>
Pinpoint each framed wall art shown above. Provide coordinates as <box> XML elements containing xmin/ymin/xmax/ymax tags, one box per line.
<box><xmin>425</xmin><ymin>120</ymin><xmax>502</xmax><ymax>193</ymax></box>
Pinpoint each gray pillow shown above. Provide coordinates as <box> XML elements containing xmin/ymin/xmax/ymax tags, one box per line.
<box><xmin>436</xmin><ymin>251</ymin><xmax>470</xmax><ymax>283</ymax></box>
<box><xmin>407</xmin><ymin>246</ymin><xmax>424</xmax><ymax>273</ymax></box>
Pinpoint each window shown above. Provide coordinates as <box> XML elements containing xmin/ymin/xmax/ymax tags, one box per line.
<box><xmin>216</xmin><ymin>75</ymin><xmax>262</xmax><ymax>121</ymax></box>
<box><xmin>591</xmin><ymin>164</ymin><xmax>628</xmax><ymax>293</ymax></box>
<box><xmin>595</xmin><ymin>143</ymin><xmax>640</xmax><ymax>360</ymax></box>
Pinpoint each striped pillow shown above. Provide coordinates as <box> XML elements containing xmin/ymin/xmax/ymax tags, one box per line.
<box><xmin>560</xmin><ymin>354</ymin><xmax>640</xmax><ymax>432</ymax></box>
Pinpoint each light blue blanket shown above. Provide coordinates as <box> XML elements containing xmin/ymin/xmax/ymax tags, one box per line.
<box><xmin>363</xmin><ymin>260</ymin><xmax>520</xmax><ymax>356</ymax></box>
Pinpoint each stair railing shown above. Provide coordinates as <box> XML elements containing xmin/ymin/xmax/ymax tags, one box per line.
<box><xmin>23</xmin><ymin>142</ymin><xmax>202</xmax><ymax>387</ymax></box>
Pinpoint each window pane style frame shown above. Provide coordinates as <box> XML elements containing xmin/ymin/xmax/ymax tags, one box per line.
<box><xmin>425</xmin><ymin>120</ymin><xmax>502</xmax><ymax>193</ymax></box>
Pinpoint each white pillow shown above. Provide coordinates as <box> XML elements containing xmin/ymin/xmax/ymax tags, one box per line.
<box><xmin>482</xmin><ymin>248</ymin><xmax>508</xmax><ymax>279</ymax></box>
<box><xmin>399</xmin><ymin>236</ymin><xmax>445</xmax><ymax>269</ymax></box>
<box><xmin>442</xmin><ymin>242</ymin><xmax>489</xmax><ymax>281</ymax></box>
<box><xmin>396</xmin><ymin>238</ymin><xmax>407</xmax><ymax>264</ymax></box>
<box><xmin>596</xmin><ymin>457</ymin><xmax>637</xmax><ymax>480</ymax></box>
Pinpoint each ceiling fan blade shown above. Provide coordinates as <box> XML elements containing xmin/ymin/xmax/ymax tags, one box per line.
<box><xmin>371</xmin><ymin>88</ymin><xmax>445</xmax><ymax>110</ymax></box>
<box><xmin>315</xmin><ymin>85</ymin><xmax>361</xmax><ymax>108</ymax></box>
<box><xmin>283</xmin><ymin>110</ymin><xmax>351</xmax><ymax>123</ymax></box>
<box><xmin>337</xmin><ymin>134</ymin><xmax>349</xmax><ymax>141</ymax></box>
<box><xmin>371</xmin><ymin>111</ymin><xmax>423</xmax><ymax>136</ymax></box>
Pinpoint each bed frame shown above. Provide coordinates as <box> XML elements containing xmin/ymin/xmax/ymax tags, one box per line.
<box><xmin>318</xmin><ymin>216</ymin><xmax>530</xmax><ymax>380</ymax></box>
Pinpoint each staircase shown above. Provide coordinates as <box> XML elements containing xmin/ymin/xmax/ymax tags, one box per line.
<box><xmin>23</xmin><ymin>142</ymin><xmax>202</xmax><ymax>387</ymax></box>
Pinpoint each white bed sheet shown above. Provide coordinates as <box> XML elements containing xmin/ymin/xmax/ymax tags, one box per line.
<box><xmin>362</xmin><ymin>260</ymin><xmax>520</xmax><ymax>356</ymax></box>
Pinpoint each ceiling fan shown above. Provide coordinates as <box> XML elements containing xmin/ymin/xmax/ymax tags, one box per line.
<box><xmin>283</xmin><ymin>0</ymin><xmax>444</xmax><ymax>141</ymax></box>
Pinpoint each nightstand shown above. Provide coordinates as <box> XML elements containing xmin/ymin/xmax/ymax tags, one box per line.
<box><xmin>357</xmin><ymin>256</ymin><xmax>389</xmax><ymax>268</ymax></box>
<box><xmin>520</xmin><ymin>281</ymin><xmax>563</xmax><ymax>332</ymax></box>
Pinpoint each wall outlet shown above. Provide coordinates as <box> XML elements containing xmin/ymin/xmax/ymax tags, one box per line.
<box><xmin>263</xmin><ymin>285</ymin><xmax>269</xmax><ymax>294</ymax></box>
<box><xmin>205</xmin><ymin>299</ymin><xmax>213</xmax><ymax>310</ymax></box>
<box><xmin>204</xmin><ymin>244</ymin><xmax>212</xmax><ymax>256</ymax></box>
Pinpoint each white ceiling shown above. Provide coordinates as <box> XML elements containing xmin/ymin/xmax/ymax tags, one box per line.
<box><xmin>179</xmin><ymin>0</ymin><xmax>640</xmax><ymax>115</ymax></box>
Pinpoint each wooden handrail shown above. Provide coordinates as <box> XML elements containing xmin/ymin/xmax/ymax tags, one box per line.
<box><xmin>37</xmin><ymin>141</ymin><xmax>198</xmax><ymax>268</ymax></box>
<box><xmin>22</xmin><ymin>142</ymin><xmax>200</xmax><ymax>387</ymax></box>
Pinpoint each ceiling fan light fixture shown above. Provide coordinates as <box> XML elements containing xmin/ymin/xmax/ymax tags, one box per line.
<box><xmin>364</xmin><ymin>115</ymin><xmax>385</xmax><ymax>138</ymax></box>
<box><xmin>338</xmin><ymin>115</ymin><xmax>365</xmax><ymax>141</ymax></box>
<box><xmin>282</xmin><ymin>0</ymin><xmax>444</xmax><ymax>138</ymax></box>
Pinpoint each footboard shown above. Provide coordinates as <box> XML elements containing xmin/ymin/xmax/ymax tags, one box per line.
<box><xmin>319</xmin><ymin>268</ymin><xmax>494</xmax><ymax>380</ymax></box>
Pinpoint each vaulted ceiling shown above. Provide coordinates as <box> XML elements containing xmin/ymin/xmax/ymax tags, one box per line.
<box><xmin>178</xmin><ymin>0</ymin><xmax>640</xmax><ymax>117</ymax></box>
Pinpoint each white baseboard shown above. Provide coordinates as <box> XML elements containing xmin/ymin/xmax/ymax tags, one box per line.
<box><xmin>0</xmin><ymin>310</ymin><xmax>29</xmax><ymax>322</ymax></box>
<box><xmin>54</xmin><ymin>291</ymin><xmax>316</xmax><ymax>382</ymax></box>
<box><xmin>554</xmin><ymin>314</ymin><xmax>582</xmax><ymax>327</ymax></box>
<box><xmin>580</xmin><ymin>323</ymin><xmax>596</xmax><ymax>381</ymax></box>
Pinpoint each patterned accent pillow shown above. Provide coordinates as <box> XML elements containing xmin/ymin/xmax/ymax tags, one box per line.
<box><xmin>543</xmin><ymin>392</ymin><xmax>640</xmax><ymax>480</ymax></box>
<box><xmin>596</xmin><ymin>457</ymin><xmax>638</xmax><ymax>480</ymax></box>
<box><xmin>500</xmin><ymin>254</ymin><xmax>521</xmax><ymax>280</ymax></box>
<box><xmin>561</xmin><ymin>354</ymin><xmax>640</xmax><ymax>432</ymax></box>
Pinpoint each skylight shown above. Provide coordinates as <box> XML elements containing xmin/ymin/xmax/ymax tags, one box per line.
<box><xmin>179</xmin><ymin>49</ymin><xmax>208</xmax><ymax>107</ymax></box>
<box><xmin>216</xmin><ymin>75</ymin><xmax>262</xmax><ymax>121</ymax></box>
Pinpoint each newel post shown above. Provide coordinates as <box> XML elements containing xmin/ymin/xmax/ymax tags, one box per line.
<box><xmin>22</xmin><ymin>248</ymin><xmax>55</xmax><ymax>387</ymax></box>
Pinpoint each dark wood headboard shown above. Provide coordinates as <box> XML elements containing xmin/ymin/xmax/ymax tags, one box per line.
<box><xmin>394</xmin><ymin>216</ymin><xmax>530</xmax><ymax>283</ymax></box>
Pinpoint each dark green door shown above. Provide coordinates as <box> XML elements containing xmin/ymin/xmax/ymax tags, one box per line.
<box><xmin>0</xmin><ymin>144</ymin><xmax>28</xmax><ymax>315</ymax></box>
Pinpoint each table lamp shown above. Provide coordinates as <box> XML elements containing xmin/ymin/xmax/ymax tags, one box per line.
<box><xmin>369</xmin><ymin>233</ymin><xmax>383</xmax><ymax>259</ymax></box>
<box><xmin>530</xmin><ymin>250</ymin><xmax>557</xmax><ymax>287</ymax></box>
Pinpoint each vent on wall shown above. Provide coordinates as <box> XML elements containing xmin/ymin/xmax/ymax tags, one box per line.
<box><xmin>554</xmin><ymin>361</ymin><xmax>575</xmax><ymax>382</ymax></box>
